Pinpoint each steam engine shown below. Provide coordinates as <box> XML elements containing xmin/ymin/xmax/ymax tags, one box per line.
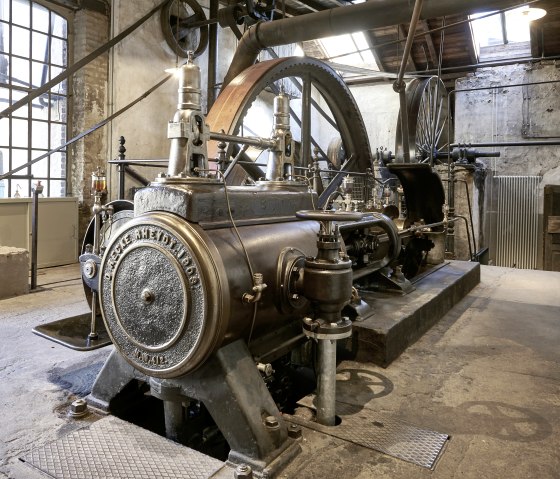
<box><xmin>85</xmin><ymin>55</ymin><xmax>446</xmax><ymax>477</ymax></box>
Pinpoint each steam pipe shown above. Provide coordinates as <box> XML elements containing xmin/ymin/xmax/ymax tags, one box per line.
<box><xmin>223</xmin><ymin>0</ymin><xmax>524</xmax><ymax>88</ymax></box>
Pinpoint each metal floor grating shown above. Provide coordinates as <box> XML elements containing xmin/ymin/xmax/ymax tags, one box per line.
<box><xmin>289</xmin><ymin>396</ymin><xmax>449</xmax><ymax>469</ymax></box>
<box><xmin>20</xmin><ymin>416</ymin><xmax>225</xmax><ymax>479</ymax></box>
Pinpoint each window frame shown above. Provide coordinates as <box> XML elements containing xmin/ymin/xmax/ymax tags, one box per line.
<box><xmin>0</xmin><ymin>0</ymin><xmax>72</xmax><ymax>198</ymax></box>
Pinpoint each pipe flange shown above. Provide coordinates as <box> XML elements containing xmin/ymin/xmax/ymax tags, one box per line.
<box><xmin>302</xmin><ymin>316</ymin><xmax>352</xmax><ymax>340</ymax></box>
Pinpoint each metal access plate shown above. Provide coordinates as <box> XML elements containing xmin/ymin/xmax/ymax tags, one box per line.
<box><xmin>289</xmin><ymin>396</ymin><xmax>449</xmax><ymax>469</ymax></box>
<box><xmin>20</xmin><ymin>416</ymin><xmax>225</xmax><ymax>479</ymax></box>
<box><xmin>32</xmin><ymin>313</ymin><xmax>111</xmax><ymax>351</ymax></box>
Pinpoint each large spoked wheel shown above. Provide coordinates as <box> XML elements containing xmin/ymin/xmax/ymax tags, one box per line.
<box><xmin>206</xmin><ymin>57</ymin><xmax>372</xmax><ymax>203</ymax></box>
<box><xmin>395</xmin><ymin>76</ymin><xmax>451</xmax><ymax>165</ymax></box>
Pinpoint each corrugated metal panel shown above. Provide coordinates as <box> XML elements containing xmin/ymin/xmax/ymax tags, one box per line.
<box><xmin>495</xmin><ymin>176</ymin><xmax>541</xmax><ymax>269</ymax></box>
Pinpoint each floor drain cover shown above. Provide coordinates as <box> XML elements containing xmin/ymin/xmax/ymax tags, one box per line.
<box><xmin>290</xmin><ymin>397</ymin><xmax>449</xmax><ymax>469</ymax></box>
<box><xmin>20</xmin><ymin>416</ymin><xmax>224</xmax><ymax>479</ymax></box>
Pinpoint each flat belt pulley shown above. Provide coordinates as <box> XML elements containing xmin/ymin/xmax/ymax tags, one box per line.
<box><xmin>99</xmin><ymin>212</ymin><xmax>226</xmax><ymax>378</ymax></box>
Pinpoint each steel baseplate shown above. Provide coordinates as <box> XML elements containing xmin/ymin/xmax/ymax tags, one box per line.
<box><xmin>289</xmin><ymin>396</ymin><xmax>449</xmax><ymax>469</ymax></box>
<box><xmin>32</xmin><ymin>313</ymin><xmax>111</xmax><ymax>351</ymax></box>
<box><xmin>20</xmin><ymin>416</ymin><xmax>226</xmax><ymax>479</ymax></box>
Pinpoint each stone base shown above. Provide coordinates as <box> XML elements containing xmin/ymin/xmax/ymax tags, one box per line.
<box><xmin>0</xmin><ymin>247</ymin><xmax>29</xmax><ymax>299</ymax></box>
<box><xmin>352</xmin><ymin>261</ymin><xmax>480</xmax><ymax>367</ymax></box>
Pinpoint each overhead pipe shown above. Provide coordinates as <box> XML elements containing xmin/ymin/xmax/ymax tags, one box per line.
<box><xmin>223</xmin><ymin>0</ymin><xmax>526</xmax><ymax>88</ymax></box>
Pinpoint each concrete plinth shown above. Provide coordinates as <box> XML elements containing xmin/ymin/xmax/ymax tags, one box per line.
<box><xmin>0</xmin><ymin>246</ymin><xmax>29</xmax><ymax>299</ymax></box>
<box><xmin>354</xmin><ymin>261</ymin><xmax>480</xmax><ymax>367</ymax></box>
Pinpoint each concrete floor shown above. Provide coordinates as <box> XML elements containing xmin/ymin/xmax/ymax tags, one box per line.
<box><xmin>1</xmin><ymin>264</ymin><xmax>559</xmax><ymax>478</ymax></box>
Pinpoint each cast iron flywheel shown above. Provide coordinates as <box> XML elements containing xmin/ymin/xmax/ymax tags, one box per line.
<box><xmin>206</xmin><ymin>57</ymin><xmax>372</xmax><ymax>205</ymax></box>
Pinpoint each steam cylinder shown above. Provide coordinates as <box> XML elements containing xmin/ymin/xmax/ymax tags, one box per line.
<box><xmin>98</xmin><ymin>210</ymin><xmax>319</xmax><ymax>379</ymax></box>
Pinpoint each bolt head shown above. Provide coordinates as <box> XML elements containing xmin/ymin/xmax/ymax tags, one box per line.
<box><xmin>288</xmin><ymin>424</ymin><xmax>302</xmax><ymax>439</ymax></box>
<box><xmin>141</xmin><ymin>289</ymin><xmax>155</xmax><ymax>304</ymax></box>
<box><xmin>234</xmin><ymin>464</ymin><xmax>253</xmax><ymax>478</ymax></box>
<box><xmin>83</xmin><ymin>260</ymin><xmax>97</xmax><ymax>279</ymax></box>
<box><xmin>69</xmin><ymin>398</ymin><xmax>88</xmax><ymax>418</ymax></box>
<box><xmin>264</xmin><ymin>415</ymin><xmax>279</xmax><ymax>428</ymax></box>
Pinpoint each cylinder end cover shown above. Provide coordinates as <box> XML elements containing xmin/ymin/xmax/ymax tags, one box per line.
<box><xmin>99</xmin><ymin>212</ymin><xmax>224</xmax><ymax>378</ymax></box>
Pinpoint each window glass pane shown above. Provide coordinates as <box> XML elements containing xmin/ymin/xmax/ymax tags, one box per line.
<box><xmin>505</xmin><ymin>9</ymin><xmax>530</xmax><ymax>43</ymax></box>
<box><xmin>12</xmin><ymin>147</ymin><xmax>28</xmax><ymax>169</ymax></box>
<box><xmin>51</xmin><ymin>12</ymin><xmax>66</xmax><ymax>39</ymax></box>
<box><xmin>0</xmin><ymin>116</ymin><xmax>8</xmax><ymax>145</ymax></box>
<box><xmin>12</xmin><ymin>25</ymin><xmax>30</xmax><ymax>57</ymax></box>
<box><xmin>0</xmin><ymin>147</ymin><xmax>8</xmax><ymax>172</ymax></box>
<box><xmin>11</xmin><ymin>88</ymin><xmax>29</xmax><ymax>117</ymax></box>
<box><xmin>31</xmin><ymin>60</ymin><xmax>46</xmax><ymax>87</ymax></box>
<box><xmin>0</xmin><ymin>148</ymin><xmax>7</xmax><ymax>198</ymax></box>
<box><xmin>49</xmin><ymin>179</ymin><xmax>65</xmax><ymax>197</ymax></box>
<box><xmin>31</xmin><ymin>97</ymin><xmax>46</xmax><ymax>119</ymax></box>
<box><xmin>0</xmin><ymin>22</ymin><xmax>9</xmax><ymax>53</ymax></box>
<box><xmin>12</xmin><ymin>179</ymin><xmax>29</xmax><ymax>197</ymax></box>
<box><xmin>12</xmin><ymin>118</ymin><xmax>28</xmax><ymax>147</ymax></box>
<box><xmin>31</xmin><ymin>120</ymin><xmax>48</xmax><ymax>148</ymax></box>
<box><xmin>50</xmin><ymin>121</ymin><xmax>65</xmax><ymax>146</ymax></box>
<box><xmin>32</xmin><ymin>31</ymin><xmax>48</xmax><ymax>62</ymax></box>
<box><xmin>12</xmin><ymin>0</ymin><xmax>30</xmax><ymax>28</ymax></box>
<box><xmin>470</xmin><ymin>12</ymin><xmax>503</xmax><ymax>48</ymax></box>
<box><xmin>51</xmin><ymin>37</ymin><xmax>67</xmax><ymax>66</ymax></box>
<box><xmin>32</xmin><ymin>3</ymin><xmax>50</xmax><ymax>33</ymax></box>
<box><xmin>49</xmin><ymin>150</ymin><xmax>65</xmax><ymax>177</ymax></box>
<box><xmin>50</xmin><ymin>92</ymin><xmax>66</xmax><ymax>122</ymax></box>
<box><xmin>50</xmin><ymin>65</ymin><xmax>66</xmax><ymax>93</ymax></box>
<box><xmin>0</xmin><ymin>53</ymin><xmax>9</xmax><ymax>83</ymax></box>
<box><xmin>0</xmin><ymin>2</ymin><xmax>10</xmax><ymax>21</ymax></box>
<box><xmin>31</xmin><ymin>149</ymin><xmax>47</xmax><ymax>177</ymax></box>
<box><xmin>11</xmin><ymin>57</ymin><xmax>29</xmax><ymax>88</ymax></box>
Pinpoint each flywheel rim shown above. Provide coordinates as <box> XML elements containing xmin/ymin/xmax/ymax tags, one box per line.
<box><xmin>206</xmin><ymin>57</ymin><xmax>372</xmax><ymax>191</ymax></box>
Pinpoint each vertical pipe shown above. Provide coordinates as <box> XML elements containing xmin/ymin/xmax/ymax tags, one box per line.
<box><xmin>30</xmin><ymin>186</ymin><xmax>40</xmax><ymax>290</ymax></box>
<box><xmin>163</xmin><ymin>400</ymin><xmax>184</xmax><ymax>442</ymax></box>
<box><xmin>117</xmin><ymin>136</ymin><xmax>126</xmax><ymax>200</ymax></box>
<box><xmin>301</xmin><ymin>76</ymin><xmax>312</xmax><ymax>169</ymax></box>
<box><xmin>89</xmin><ymin>291</ymin><xmax>99</xmax><ymax>339</ymax></box>
<box><xmin>316</xmin><ymin>339</ymin><xmax>337</xmax><ymax>427</ymax></box>
<box><xmin>207</xmin><ymin>0</ymin><xmax>218</xmax><ymax>110</ymax></box>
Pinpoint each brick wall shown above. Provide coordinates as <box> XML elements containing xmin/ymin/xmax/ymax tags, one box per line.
<box><xmin>69</xmin><ymin>8</ymin><xmax>110</xmax><ymax>243</ymax></box>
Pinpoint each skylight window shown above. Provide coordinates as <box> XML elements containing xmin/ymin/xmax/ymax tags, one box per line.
<box><xmin>318</xmin><ymin>32</ymin><xmax>378</xmax><ymax>71</ymax></box>
<box><xmin>470</xmin><ymin>7</ymin><xmax>531</xmax><ymax>51</ymax></box>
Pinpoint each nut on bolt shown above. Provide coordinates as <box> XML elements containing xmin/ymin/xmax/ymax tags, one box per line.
<box><xmin>264</xmin><ymin>415</ymin><xmax>279</xmax><ymax>428</ymax></box>
<box><xmin>69</xmin><ymin>398</ymin><xmax>88</xmax><ymax>418</ymax></box>
<box><xmin>234</xmin><ymin>464</ymin><xmax>253</xmax><ymax>479</ymax></box>
<box><xmin>287</xmin><ymin>423</ymin><xmax>302</xmax><ymax>439</ymax></box>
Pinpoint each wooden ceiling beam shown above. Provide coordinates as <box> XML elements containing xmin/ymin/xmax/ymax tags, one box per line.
<box><xmin>420</xmin><ymin>20</ymin><xmax>438</xmax><ymax>69</ymax></box>
<box><xmin>397</xmin><ymin>24</ymin><xmax>418</xmax><ymax>72</ymax></box>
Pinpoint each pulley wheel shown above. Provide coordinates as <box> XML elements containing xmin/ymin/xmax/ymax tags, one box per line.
<box><xmin>161</xmin><ymin>0</ymin><xmax>209</xmax><ymax>58</ymax></box>
<box><xmin>395</xmin><ymin>76</ymin><xmax>452</xmax><ymax>165</ymax></box>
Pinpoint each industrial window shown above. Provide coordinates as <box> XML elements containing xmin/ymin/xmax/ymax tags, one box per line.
<box><xmin>0</xmin><ymin>0</ymin><xmax>68</xmax><ymax>198</ymax></box>
<box><xmin>470</xmin><ymin>7</ymin><xmax>540</xmax><ymax>61</ymax></box>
